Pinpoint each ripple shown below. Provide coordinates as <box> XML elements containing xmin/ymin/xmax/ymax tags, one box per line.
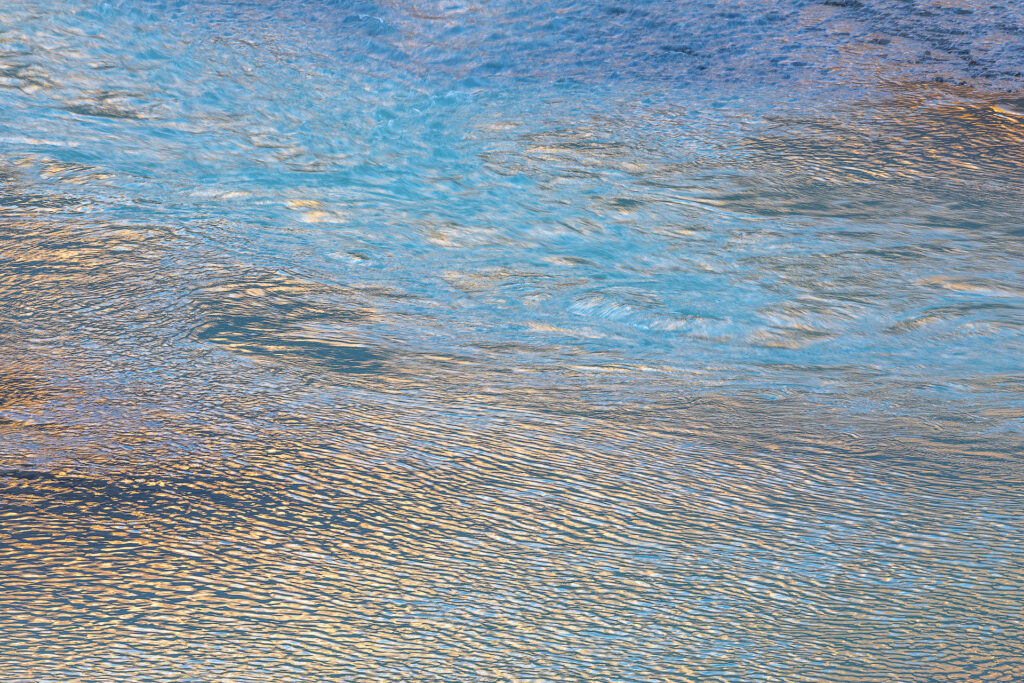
<box><xmin>0</xmin><ymin>0</ymin><xmax>1022</xmax><ymax>679</ymax></box>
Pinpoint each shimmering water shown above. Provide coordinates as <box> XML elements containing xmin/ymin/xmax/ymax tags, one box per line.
<box><xmin>1</xmin><ymin>0</ymin><xmax>1023</xmax><ymax>680</ymax></box>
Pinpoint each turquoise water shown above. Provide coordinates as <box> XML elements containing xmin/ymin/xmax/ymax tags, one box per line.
<box><xmin>1</xmin><ymin>1</ymin><xmax>1023</xmax><ymax>679</ymax></box>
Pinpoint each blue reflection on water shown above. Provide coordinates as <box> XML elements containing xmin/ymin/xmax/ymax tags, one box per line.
<box><xmin>1</xmin><ymin>0</ymin><xmax>1022</xmax><ymax>679</ymax></box>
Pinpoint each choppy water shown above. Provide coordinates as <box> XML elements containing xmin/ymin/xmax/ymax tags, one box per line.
<box><xmin>1</xmin><ymin>0</ymin><xmax>1023</xmax><ymax>680</ymax></box>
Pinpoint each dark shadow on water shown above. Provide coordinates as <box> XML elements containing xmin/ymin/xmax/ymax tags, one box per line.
<box><xmin>193</xmin><ymin>315</ymin><xmax>386</xmax><ymax>374</ymax></box>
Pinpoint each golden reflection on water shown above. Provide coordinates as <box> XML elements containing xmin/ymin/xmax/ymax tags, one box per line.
<box><xmin>2</xmin><ymin>349</ymin><xmax>1023</xmax><ymax>680</ymax></box>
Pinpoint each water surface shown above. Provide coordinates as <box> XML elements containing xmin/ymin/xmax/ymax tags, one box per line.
<box><xmin>1</xmin><ymin>1</ymin><xmax>1023</xmax><ymax>680</ymax></box>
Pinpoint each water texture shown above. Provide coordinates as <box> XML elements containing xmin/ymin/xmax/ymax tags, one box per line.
<box><xmin>1</xmin><ymin>1</ymin><xmax>1023</xmax><ymax>680</ymax></box>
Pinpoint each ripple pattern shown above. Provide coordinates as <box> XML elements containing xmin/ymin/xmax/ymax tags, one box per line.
<box><xmin>1</xmin><ymin>0</ymin><xmax>1023</xmax><ymax>680</ymax></box>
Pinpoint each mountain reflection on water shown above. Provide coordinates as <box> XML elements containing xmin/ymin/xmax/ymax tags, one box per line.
<box><xmin>1</xmin><ymin>0</ymin><xmax>1023</xmax><ymax>680</ymax></box>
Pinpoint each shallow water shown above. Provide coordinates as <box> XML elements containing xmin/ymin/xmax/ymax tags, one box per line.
<box><xmin>1</xmin><ymin>1</ymin><xmax>1023</xmax><ymax>680</ymax></box>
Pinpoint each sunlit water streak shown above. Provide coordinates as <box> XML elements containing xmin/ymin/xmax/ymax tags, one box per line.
<box><xmin>1</xmin><ymin>0</ymin><xmax>1022</xmax><ymax>680</ymax></box>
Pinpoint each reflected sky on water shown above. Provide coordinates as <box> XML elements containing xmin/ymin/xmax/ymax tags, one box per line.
<box><xmin>1</xmin><ymin>0</ymin><xmax>1023</xmax><ymax>680</ymax></box>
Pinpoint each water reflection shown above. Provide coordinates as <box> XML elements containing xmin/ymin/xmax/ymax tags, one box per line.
<box><xmin>190</xmin><ymin>271</ymin><xmax>386</xmax><ymax>374</ymax></box>
<box><xmin>3</xmin><ymin>400</ymin><xmax>1023</xmax><ymax>679</ymax></box>
<box><xmin>1</xmin><ymin>0</ymin><xmax>1023</xmax><ymax>680</ymax></box>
